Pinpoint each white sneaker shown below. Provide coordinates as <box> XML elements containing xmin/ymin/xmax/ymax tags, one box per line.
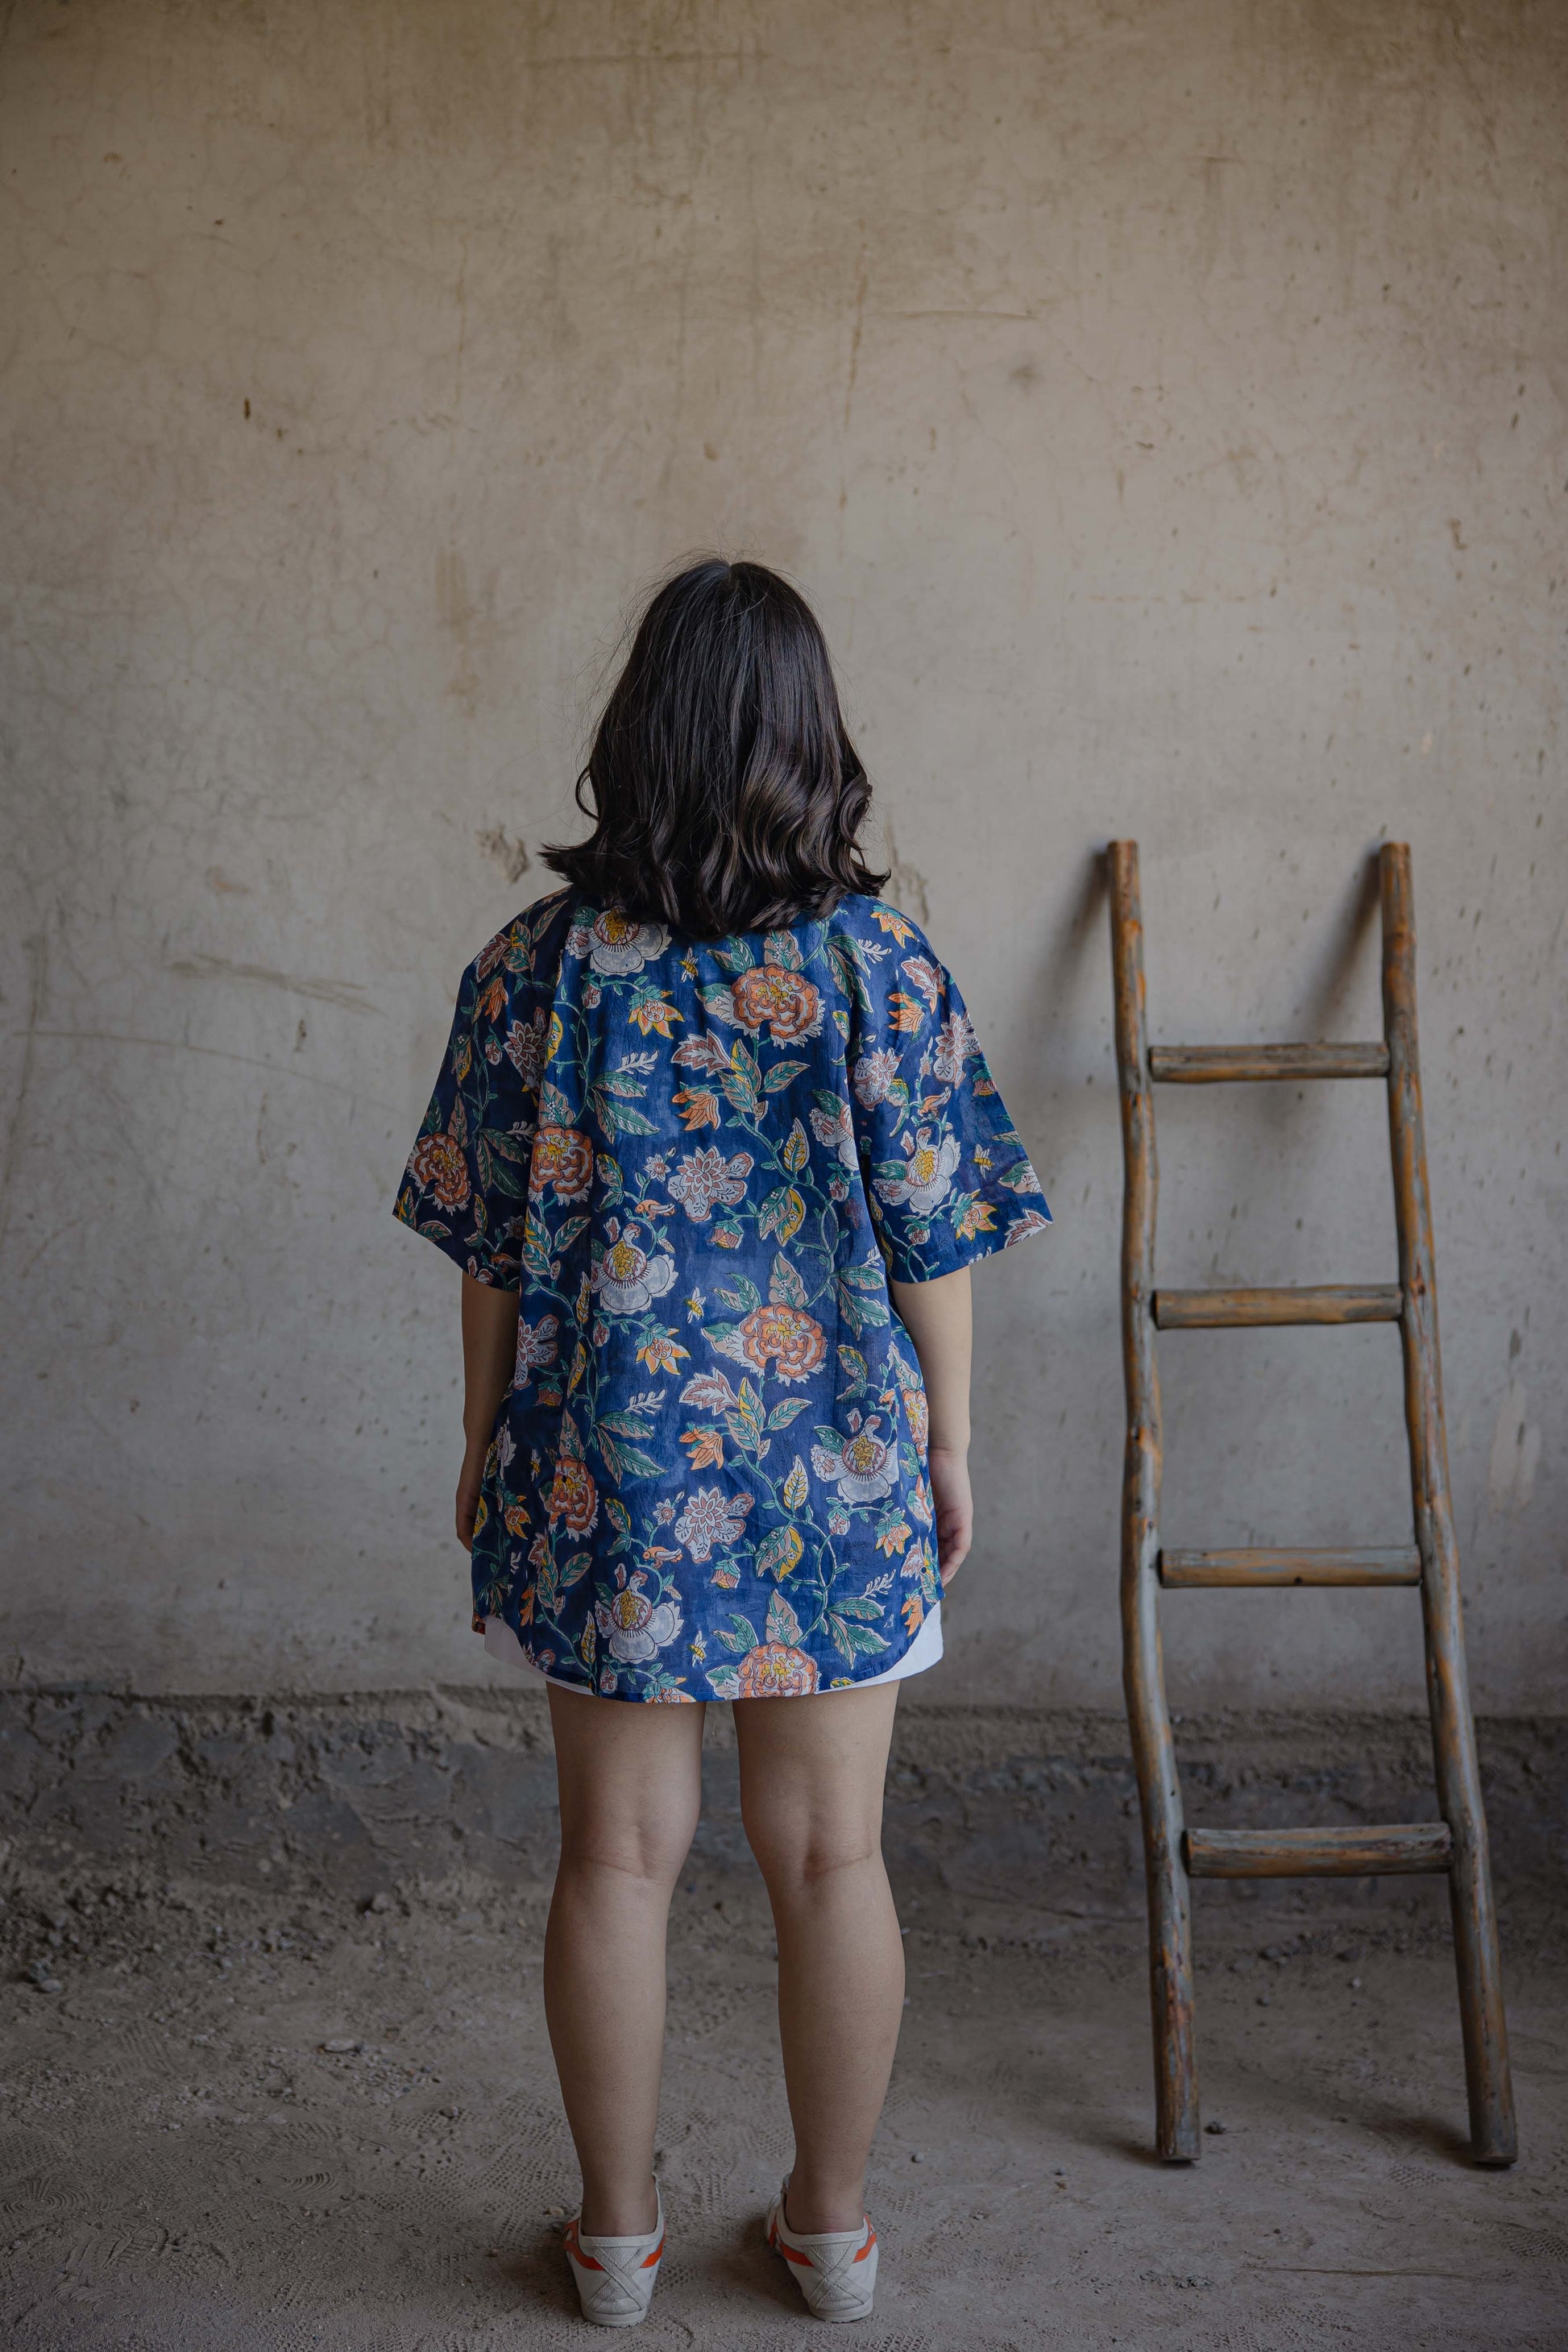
<box><xmin>765</xmin><ymin>2179</ymin><xmax>878</xmax><ymax>2322</ymax></box>
<box><xmin>563</xmin><ymin>2184</ymin><xmax>666</xmax><ymax>2328</ymax></box>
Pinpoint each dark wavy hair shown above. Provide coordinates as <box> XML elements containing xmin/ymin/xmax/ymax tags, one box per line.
<box><xmin>543</xmin><ymin>558</ymin><xmax>888</xmax><ymax>937</ymax></box>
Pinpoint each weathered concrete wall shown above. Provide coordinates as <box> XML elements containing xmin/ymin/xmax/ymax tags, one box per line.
<box><xmin>2</xmin><ymin>0</ymin><xmax>1564</xmax><ymax>1709</ymax></box>
<box><xmin>4</xmin><ymin>1688</ymin><xmax>1563</xmax><ymax>1916</ymax></box>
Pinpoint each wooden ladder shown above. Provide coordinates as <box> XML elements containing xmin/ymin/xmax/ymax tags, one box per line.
<box><xmin>1108</xmin><ymin>840</ymin><xmax>1516</xmax><ymax>2167</ymax></box>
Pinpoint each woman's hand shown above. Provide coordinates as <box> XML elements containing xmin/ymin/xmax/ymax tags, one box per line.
<box><xmin>455</xmin><ymin>1436</ymin><xmax>489</xmax><ymax>1553</ymax></box>
<box><xmin>927</xmin><ymin>1442</ymin><xmax>973</xmax><ymax>1585</ymax></box>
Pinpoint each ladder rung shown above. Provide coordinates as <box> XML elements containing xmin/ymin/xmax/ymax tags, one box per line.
<box><xmin>1159</xmin><ymin>1547</ymin><xmax>1421</xmax><ymax>1587</ymax></box>
<box><xmin>1150</xmin><ymin>1043</ymin><xmax>1389</xmax><ymax>1083</ymax></box>
<box><xmin>1184</xmin><ymin>1823</ymin><xmax>1452</xmax><ymax>1878</ymax></box>
<box><xmin>1154</xmin><ymin>1284</ymin><xmax>1402</xmax><ymax>1328</ymax></box>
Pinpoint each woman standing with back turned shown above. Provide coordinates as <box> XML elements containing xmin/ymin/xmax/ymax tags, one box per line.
<box><xmin>395</xmin><ymin>559</ymin><xmax>1050</xmax><ymax>2325</ymax></box>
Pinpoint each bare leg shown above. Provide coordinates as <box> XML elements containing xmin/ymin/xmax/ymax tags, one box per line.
<box><xmin>543</xmin><ymin>1685</ymin><xmax>706</xmax><ymax>2236</ymax></box>
<box><xmin>734</xmin><ymin>1684</ymin><xmax>904</xmax><ymax>2235</ymax></box>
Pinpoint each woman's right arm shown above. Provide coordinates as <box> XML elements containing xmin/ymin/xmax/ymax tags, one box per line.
<box><xmin>888</xmin><ymin>1267</ymin><xmax>973</xmax><ymax>1585</ymax></box>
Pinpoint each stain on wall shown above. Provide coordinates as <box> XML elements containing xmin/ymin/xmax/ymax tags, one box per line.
<box><xmin>2</xmin><ymin>0</ymin><xmax>1563</xmax><ymax>1708</ymax></box>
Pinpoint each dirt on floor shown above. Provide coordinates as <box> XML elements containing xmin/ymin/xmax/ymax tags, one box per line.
<box><xmin>2</xmin><ymin>1841</ymin><xmax>1566</xmax><ymax>2351</ymax></box>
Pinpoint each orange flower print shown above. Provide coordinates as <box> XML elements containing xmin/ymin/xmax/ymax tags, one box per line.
<box><xmin>504</xmin><ymin>1500</ymin><xmax>531</xmax><ymax>1537</ymax></box>
<box><xmin>736</xmin><ymin>1641</ymin><xmax>819</xmax><ymax>1697</ymax></box>
<box><xmin>870</xmin><ymin>906</ymin><xmax>918</xmax><ymax>944</ymax></box>
<box><xmin>547</xmin><ymin>1453</ymin><xmax>599</xmax><ymax>1536</ymax></box>
<box><xmin>730</xmin><ymin>964</ymin><xmax>823</xmax><ymax>1042</ymax></box>
<box><xmin>673</xmin><ymin>1085</ymin><xmax>722</xmax><ymax>1130</ymax></box>
<box><xmin>477</xmin><ymin>973</ymin><xmax>507</xmax><ymax>1023</ymax></box>
<box><xmin>627</xmin><ymin>989</ymin><xmax>682</xmax><ymax>1037</ymax></box>
<box><xmin>409</xmin><ymin>1128</ymin><xmax>470</xmax><ymax>1212</ymax></box>
<box><xmin>529</xmin><ymin>1124</ymin><xmax>594</xmax><ymax>1201</ymax></box>
<box><xmin>733</xmin><ymin>1303</ymin><xmax>827</xmax><ymax>1383</ymax></box>
<box><xmin>953</xmin><ymin>1196</ymin><xmax>998</xmax><ymax>1242</ymax></box>
<box><xmin>636</xmin><ymin>1329</ymin><xmax>689</xmax><ymax>1375</ymax></box>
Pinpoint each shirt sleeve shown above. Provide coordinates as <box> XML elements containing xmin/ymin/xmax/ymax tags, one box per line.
<box><xmin>393</xmin><ymin>915</ymin><xmax>553</xmax><ymax>1288</ymax></box>
<box><xmin>846</xmin><ymin>916</ymin><xmax>1052</xmax><ymax>1284</ymax></box>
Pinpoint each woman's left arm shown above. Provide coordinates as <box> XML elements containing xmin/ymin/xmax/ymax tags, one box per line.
<box><xmin>457</xmin><ymin>1272</ymin><xmax>521</xmax><ymax>1551</ymax></box>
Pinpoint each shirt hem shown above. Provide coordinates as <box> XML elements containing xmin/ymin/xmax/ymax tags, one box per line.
<box><xmin>480</xmin><ymin>1599</ymin><xmax>944</xmax><ymax>1698</ymax></box>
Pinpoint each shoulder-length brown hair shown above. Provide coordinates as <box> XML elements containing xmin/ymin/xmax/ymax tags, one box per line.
<box><xmin>543</xmin><ymin>558</ymin><xmax>888</xmax><ymax>937</ymax></box>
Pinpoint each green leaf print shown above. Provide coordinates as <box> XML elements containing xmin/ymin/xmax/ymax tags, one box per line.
<box><xmin>765</xmin><ymin>1590</ymin><xmax>803</xmax><ymax>1647</ymax></box>
<box><xmin>728</xmin><ymin>1380</ymin><xmax>767</xmax><ymax>1449</ymax></box>
<box><xmin>762</xmin><ymin>1059</ymin><xmax>808</xmax><ymax>1092</ymax></box>
<box><xmin>754</xmin><ymin>1524</ymin><xmax>804</xmax><ymax>1582</ymax></box>
<box><xmin>763</xmin><ymin>929</ymin><xmax>804</xmax><ymax>973</ymax></box>
<box><xmin>595</xmin><ymin>1427</ymin><xmax>665</xmax><ymax>1483</ymax></box>
<box><xmin>827</xmin><ymin>1614</ymin><xmax>890</xmax><ymax>1663</ymax></box>
<box><xmin>769</xmin><ymin>1252</ymin><xmax>808</xmax><ymax>1309</ymax></box>
<box><xmin>720</xmin><ymin>1048</ymin><xmax>761</xmax><ymax>1117</ymax></box>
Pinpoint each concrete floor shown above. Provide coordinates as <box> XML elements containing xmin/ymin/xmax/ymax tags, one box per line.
<box><xmin>2</xmin><ymin>1854</ymin><xmax>1566</xmax><ymax>2351</ymax></box>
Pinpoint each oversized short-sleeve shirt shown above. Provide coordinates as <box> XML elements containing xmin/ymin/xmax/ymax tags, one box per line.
<box><xmin>395</xmin><ymin>889</ymin><xmax>1050</xmax><ymax>1702</ymax></box>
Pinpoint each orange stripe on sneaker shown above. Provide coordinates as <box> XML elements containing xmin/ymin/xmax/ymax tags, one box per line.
<box><xmin>853</xmin><ymin>2226</ymin><xmax>877</xmax><ymax>2261</ymax></box>
<box><xmin>563</xmin><ymin>2225</ymin><xmax>604</xmax><ymax>2271</ymax></box>
<box><xmin>641</xmin><ymin>2234</ymin><xmax>666</xmax><ymax>2267</ymax></box>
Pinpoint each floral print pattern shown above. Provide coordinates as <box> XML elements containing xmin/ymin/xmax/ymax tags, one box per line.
<box><xmin>395</xmin><ymin>889</ymin><xmax>1050</xmax><ymax>1701</ymax></box>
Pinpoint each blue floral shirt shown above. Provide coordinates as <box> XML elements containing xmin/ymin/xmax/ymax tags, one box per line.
<box><xmin>395</xmin><ymin>889</ymin><xmax>1050</xmax><ymax>1701</ymax></box>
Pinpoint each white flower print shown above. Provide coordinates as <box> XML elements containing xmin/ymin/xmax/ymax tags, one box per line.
<box><xmin>595</xmin><ymin>1568</ymin><xmax>682</xmax><ymax>1665</ymax></box>
<box><xmin>932</xmin><ymin>1010</ymin><xmax>980</xmax><ymax>1085</ymax></box>
<box><xmin>504</xmin><ymin>1007</ymin><xmax>550</xmax><ymax>1086</ymax></box>
<box><xmin>668</xmin><ymin>1146</ymin><xmax>754</xmax><ymax>1222</ymax></box>
<box><xmin>852</xmin><ymin>1048</ymin><xmax>900</xmax><ymax>1107</ymax></box>
<box><xmin>674</xmin><ymin>1485</ymin><xmax>753</xmax><ymax>1561</ymax></box>
<box><xmin>811</xmin><ymin>1412</ymin><xmax>900</xmax><ymax>1506</ymax></box>
<box><xmin>873</xmin><ymin>1124</ymin><xmax>961</xmax><ymax>1215</ymax></box>
<box><xmin>513</xmin><ymin>1313</ymin><xmax>560</xmax><ymax>1386</ymax></box>
<box><xmin>590</xmin><ymin>1219</ymin><xmax>677</xmax><ymax>1315</ymax></box>
<box><xmin>566</xmin><ymin>909</ymin><xmax>672</xmax><ymax>975</ymax></box>
<box><xmin>809</xmin><ymin>1098</ymin><xmax>858</xmax><ymax>1170</ymax></box>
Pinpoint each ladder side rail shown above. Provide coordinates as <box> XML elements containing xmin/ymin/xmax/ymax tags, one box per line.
<box><xmin>1108</xmin><ymin>841</ymin><xmax>1199</xmax><ymax>2163</ymax></box>
<box><xmin>1380</xmin><ymin>843</ymin><xmax>1517</xmax><ymax>2165</ymax></box>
